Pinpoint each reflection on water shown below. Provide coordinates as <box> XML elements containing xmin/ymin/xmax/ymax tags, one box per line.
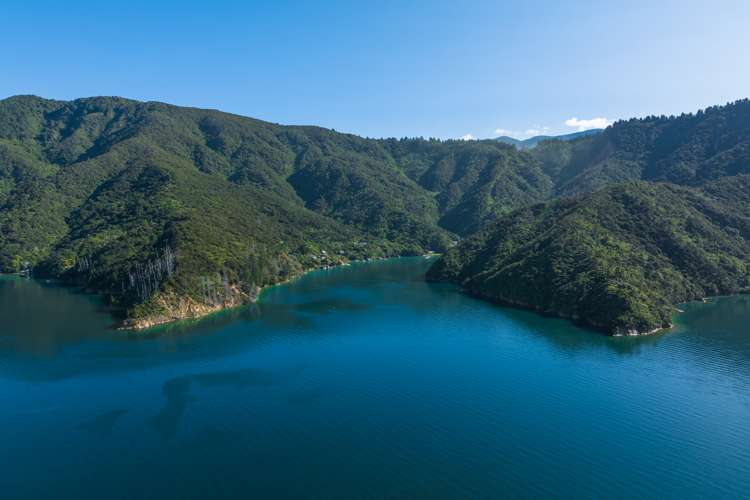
<box><xmin>0</xmin><ymin>276</ymin><xmax>116</xmax><ymax>355</ymax></box>
<box><xmin>1</xmin><ymin>259</ymin><xmax>750</xmax><ymax>499</ymax></box>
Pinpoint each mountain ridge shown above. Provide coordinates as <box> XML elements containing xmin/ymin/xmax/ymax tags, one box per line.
<box><xmin>496</xmin><ymin>129</ymin><xmax>603</xmax><ymax>149</ymax></box>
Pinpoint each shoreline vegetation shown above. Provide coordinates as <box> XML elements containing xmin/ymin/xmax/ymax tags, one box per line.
<box><xmin>450</xmin><ymin>285</ymin><xmax>750</xmax><ymax>337</ymax></box>
<box><xmin>120</xmin><ymin>274</ymin><xmax>749</xmax><ymax>333</ymax></box>
<box><xmin>456</xmin><ymin>287</ymin><xmax>676</xmax><ymax>337</ymax></box>
<box><xmin>121</xmin><ymin>254</ymin><xmax>440</xmax><ymax>331</ymax></box>
<box><xmin>4</xmin><ymin>259</ymin><xmax>739</xmax><ymax>337</ymax></box>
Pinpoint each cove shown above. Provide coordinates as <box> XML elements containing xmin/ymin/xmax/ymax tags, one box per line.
<box><xmin>1</xmin><ymin>257</ymin><xmax>749</xmax><ymax>499</ymax></box>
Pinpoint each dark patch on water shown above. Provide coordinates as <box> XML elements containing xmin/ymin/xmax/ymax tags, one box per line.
<box><xmin>150</xmin><ymin>367</ymin><xmax>302</xmax><ymax>440</ymax></box>
<box><xmin>78</xmin><ymin>409</ymin><xmax>129</xmax><ymax>436</ymax></box>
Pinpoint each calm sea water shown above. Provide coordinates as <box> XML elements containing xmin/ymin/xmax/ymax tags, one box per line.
<box><xmin>1</xmin><ymin>257</ymin><xmax>749</xmax><ymax>499</ymax></box>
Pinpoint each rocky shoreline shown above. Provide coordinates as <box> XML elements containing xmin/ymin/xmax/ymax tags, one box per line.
<box><xmin>455</xmin><ymin>286</ymin><xmax>679</xmax><ymax>337</ymax></box>
<box><xmin>120</xmin><ymin>287</ymin><xmax>255</xmax><ymax>330</ymax></box>
<box><xmin>611</xmin><ymin>323</ymin><xmax>673</xmax><ymax>337</ymax></box>
<box><xmin>122</xmin><ymin>254</ymin><xmax>439</xmax><ymax>331</ymax></box>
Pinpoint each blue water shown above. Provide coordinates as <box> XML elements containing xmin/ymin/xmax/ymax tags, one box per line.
<box><xmin>1</xmin><ymin>257</ymin><xmax>749</xmax><ymax>499</ymax></box>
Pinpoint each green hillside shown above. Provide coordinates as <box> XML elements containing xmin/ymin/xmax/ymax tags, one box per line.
<box><xmin>532</xmin><ymin>98</ymin><xmax>750</xmax><ymax>195</ymax></box>
<box><xmin>428</xmin><ymin>178</ymin><xmax>750</xmax><ymax>335</ymax></box>
<box><xmin>0</xmin><ymin>96</ymin><xmax>446</xmax><ymax>325</ymax></box>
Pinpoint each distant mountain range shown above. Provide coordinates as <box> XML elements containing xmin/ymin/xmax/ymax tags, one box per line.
<box><xmin>0</xmin><ymin>95</ymin><xmax>748</xmax><ymax>333</ymax></box>
<box><xmin>495</xmin><ymin>128</ymin><xmax>603</xmax><ymax>149</ymax></box>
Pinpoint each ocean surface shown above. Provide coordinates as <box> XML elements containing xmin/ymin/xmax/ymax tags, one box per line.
<box><xmin>1</xmin><ymin>257</ymin><xmax>749</xmax><ymax>499</ymax></box>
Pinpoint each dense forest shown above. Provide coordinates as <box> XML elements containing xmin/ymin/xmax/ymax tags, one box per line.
<box><xmin>532</xmin><ymin>98</ymin><xmax>750</xmax><ymax>195</ymax></box>
<box><xmin>0</xmin><ymin>96</ymin><xmax>449</xmax><ymax>325</ymax></box>
<box><xmin>428</xmin><ymin>178</ymin><xmax>750</xmax><ymax>335</ymax></box>
<box><xmin>1</xmin><ymin>95</ymin><xmax>748</xmax><ymax>329</ymax></box>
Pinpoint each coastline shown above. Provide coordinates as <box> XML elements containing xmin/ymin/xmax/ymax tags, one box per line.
<box><xmin>452</xmin><ymin>286</ymin><xmax>679</xmax><ymax>337</ymax></box>
<box><xmin>14</xmin><ymin>254</ymin><xmax>732</xmax><ymax>336</ymax></box>
<box><xmin>460</xmin><ymin>285</ymin><xmax>750</xmax><ymax>337</ymax></box>
<box><xmin>122</xmin><ymin>253</ymin><xmax>440</xmax><ymax>331</ymax></box>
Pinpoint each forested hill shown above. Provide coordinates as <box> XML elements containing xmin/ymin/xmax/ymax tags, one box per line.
<box><xmin>532</xmin><ymin>98</ymin><xmax>750</xmax><ymax>196</ymax></box>
<box><xmin>0</xmin><ymin>95</ymin><xmax>550</xmax><ymax>326</ymax></box>
<box><xmin>1</xmin><ymin>94</ymin><xmax>749</xmax><ymax>328</ymax></box>
<box><xmin>428</xmin><ymin>177</ymin><xmax>750</xmax><ymax>335</ymax></box>
<box><xmin>388</xmin><ymin>97</ymin><xmax>750</xmax><ymax>232</ymax></box>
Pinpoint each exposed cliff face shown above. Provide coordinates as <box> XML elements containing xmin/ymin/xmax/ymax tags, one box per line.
<box><xmin>121</xmin><ymin>283</ymin><xmax>259</xmax><ymax>330</ymax></box>
<box><xmin>122</xmin><ymin>256</ymin><xmax>357</xmax><ymax>330</ymax></box>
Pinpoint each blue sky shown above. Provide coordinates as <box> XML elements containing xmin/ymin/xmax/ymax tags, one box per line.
<box><xmin>3</xmin><ymin>0</ymin><xmax>749</xmax><ymax>139</ymax></box>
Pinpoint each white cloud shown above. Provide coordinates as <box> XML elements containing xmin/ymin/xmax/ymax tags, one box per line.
<box><xmin>494</xmin><ymin>128</ymin><xmax>513</xmax><ymax>136</ymax></box>
<box><xmin>564</xmin><ymin>117</ymin><xmax>611</xmax><ymax>131</ymax></box>
<box><xmin>460</xmin><ymin>133</ymin><xmax>475</xmax><ymax>141</ymax></box>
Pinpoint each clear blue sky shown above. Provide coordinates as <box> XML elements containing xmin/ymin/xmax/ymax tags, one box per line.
<box><xmin>3</xmin><ymin>0</ymin><xmax>749</xmax><ymax>139</ymax></box>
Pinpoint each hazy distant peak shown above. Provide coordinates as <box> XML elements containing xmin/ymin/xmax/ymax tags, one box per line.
<box><xmin>496</xmin><ymin>129</ymin><xmax>603</xmax><ymax>149</ymax></box>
